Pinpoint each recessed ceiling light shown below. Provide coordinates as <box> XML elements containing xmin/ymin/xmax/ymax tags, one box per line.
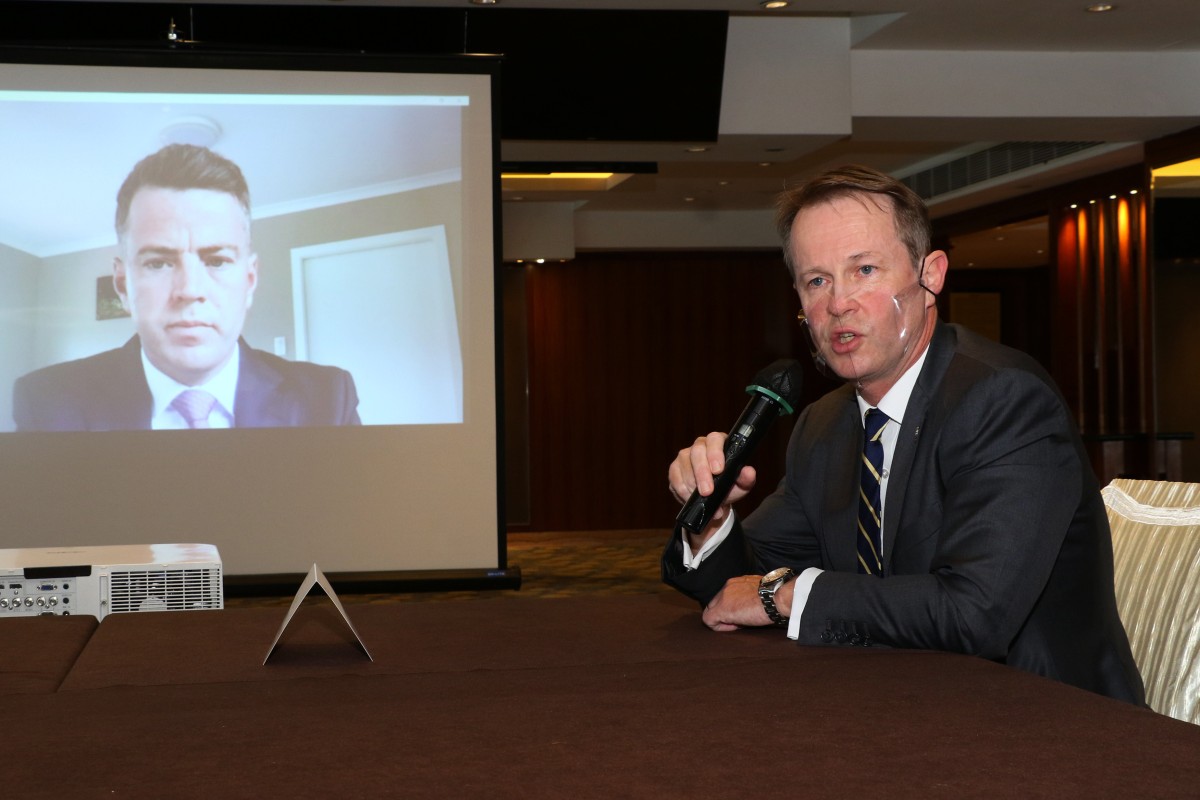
<box><xmin>685</xmin><ymin>146</ymin><xmax>709</xmax><ymax>153</ymax></box>
<box><xmin>471</xmin><ymin>0</ymin><xmax>498</xmax><ymax>5</ymax></box>
<box><xmin>760</xmin><ymin>1</ymin><xmax>790</xmax><ymax>8</ymax></box>
<box><xmin>1085</xmin><ymin>3</ymin><xmax>1115</xmax><ymax>12</ymax></box>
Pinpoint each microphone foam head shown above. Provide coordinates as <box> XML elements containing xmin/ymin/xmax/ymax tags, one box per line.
<box><xmin>750</xmin><ymin>359</ymin><xmax>804</xmax><ymax>413</ymax></box>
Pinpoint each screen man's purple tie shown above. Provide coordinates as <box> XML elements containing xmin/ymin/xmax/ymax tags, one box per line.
<box><xmin>171</xmin><ymin>389</ymin><xmax>218</xmax><ymax>429</ymax></box>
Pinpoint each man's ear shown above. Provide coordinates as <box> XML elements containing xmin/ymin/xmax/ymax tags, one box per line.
<box><xmin>113</xmin><ymin>257</ymin><xmax>129</xmax><ymax>309</ymax></box>
<box><xmin>920</xmin><ymin>250</ymin><xmax>949</xmax><ymax>305</ymax></box>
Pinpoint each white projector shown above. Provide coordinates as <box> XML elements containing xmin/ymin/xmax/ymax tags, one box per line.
<box><xmin>0</xmin><ymin>544</ymin><xmax>223</xmax><ymax>620</ymax></box>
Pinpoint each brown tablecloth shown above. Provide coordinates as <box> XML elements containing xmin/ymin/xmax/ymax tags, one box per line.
<box><xmin>4</xmin><ymin>594</ymin><xmax>1199</xmax><ymax>798</ymax></box>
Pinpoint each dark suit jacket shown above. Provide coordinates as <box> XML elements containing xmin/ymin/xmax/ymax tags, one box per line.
<box><xmin>663</xmin><ymin>322</ymin><xmax>1145</xmax><ymax>704</ymax></box>
<box><xmin>13</xmin><ymin>336</ymin><xmax>360</xmax><ymax>430</ymax></box>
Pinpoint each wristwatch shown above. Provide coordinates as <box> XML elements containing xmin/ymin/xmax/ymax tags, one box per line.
<box><xmin>758</xmin><ymin>567</ymin><xmax>795</xmax><ymax>626</ymax></box>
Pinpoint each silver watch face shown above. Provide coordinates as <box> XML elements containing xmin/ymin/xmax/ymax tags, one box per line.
<box><xmin>761</xmin><ymin>567</ymin><xmax>792</xmax><ymax>586</ymax></box>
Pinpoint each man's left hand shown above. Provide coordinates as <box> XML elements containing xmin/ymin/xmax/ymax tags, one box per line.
<box><xmin>703</xmin><ymin>575</ymin><xmax>778</xmax><ymax>631</ymax></box>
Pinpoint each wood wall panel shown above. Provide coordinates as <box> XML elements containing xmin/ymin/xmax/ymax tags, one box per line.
<box><xmin>516</xmin><ymin>251</ymin><xmax>836</xmax><ymax>532</ymax></box>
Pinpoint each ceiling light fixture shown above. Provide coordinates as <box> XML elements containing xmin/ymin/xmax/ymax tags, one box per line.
<box><xmin>1085</xmin><ymin>3</ymin><xmax>1115</xmax><ymax>12</ymax></box>
<box><xmin>160</xmin><ymin>116</ymin><xmax>222</xmax><ymax>147</ymax></box>
<box><xmin>471</xmin><ymin>0</ymin><xmax>498</xmax><ymax>5</ymax></box>
<box><xmin>685</xmin><ymin>146</ymin><xmax>709</xmax><ymax>153</ymax></box>
<box><xmin>760</xmin><ymin>1</ymin><xmax>790</xmax><ymax>8</ymax></box>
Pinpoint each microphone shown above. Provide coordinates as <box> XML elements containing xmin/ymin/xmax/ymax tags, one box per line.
<box><xmin>676</xmin><ymin>359</ymin><xmax>804</xmax><ymax>534</ymax></box>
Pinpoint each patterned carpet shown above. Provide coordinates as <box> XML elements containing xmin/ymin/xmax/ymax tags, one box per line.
<box><xmin>224</xmin><ymin>529</ymin><xmax>674</xmax><ymax>608</ymax></box>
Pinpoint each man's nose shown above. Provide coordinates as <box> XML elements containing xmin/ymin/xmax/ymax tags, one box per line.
<box><xmin>825</xmin><ymin>283</ymin><xmax>858</xmax><ymax>316</ymax></box>
<box><xmin>171</xmin><ymin>255</ymin><xmax>209</xmax><ymax>300</ymax></box>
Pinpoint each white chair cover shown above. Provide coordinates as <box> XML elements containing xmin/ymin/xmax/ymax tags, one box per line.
<box><xmin>1102</xmin><ymin>479</ymin><xmax>1200</xmax><ymax>724</ymax></box>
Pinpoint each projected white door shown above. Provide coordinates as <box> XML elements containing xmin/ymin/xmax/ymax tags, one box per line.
<box><xmin>291</xmin><ymin>226</ymin><xmax>463</xmax><ymax>425</ymax></box>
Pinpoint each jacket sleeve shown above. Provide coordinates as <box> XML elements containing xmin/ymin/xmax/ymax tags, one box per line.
<box><xmin>660</xmin><ymin>405</ymin><xmax>825</xmax><ymax>606</ymax></box>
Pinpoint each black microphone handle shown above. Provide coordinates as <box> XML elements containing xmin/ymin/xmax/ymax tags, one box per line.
<box><xmin>676</xmin><ymin>390</ymin><xmax>785</xmax><ymax>534</ymax></box>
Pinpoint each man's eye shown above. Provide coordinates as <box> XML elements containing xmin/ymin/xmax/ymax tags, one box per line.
<box><xmin>806</xmin><ymin>276</ymin><xmax>826</xmax><ymax>289</ymax></box>
<box><xmin>143</xmin><ymin>259</ymin><xmax>171</xmax><ymax>270</ymax></box>
<box><xmin>204</xmin><ymin>257</ymin><xmax>232</xmax><ymax>269</ymax></box>
<box><xmin>859</xmin><ymin>265</ymin><xmax>877</xmax><ymax>276</ymax></box>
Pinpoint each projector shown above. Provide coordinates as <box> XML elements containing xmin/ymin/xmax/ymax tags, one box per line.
<box><xmin>0</xmin><ymin>544</ymin><xmax>223</xmax><ymax>620</ymax></box>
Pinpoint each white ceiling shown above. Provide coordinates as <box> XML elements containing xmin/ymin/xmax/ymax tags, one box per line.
<box><xmin>8</xmin><ymin>0</ymin><xmax>1200</xmax><ymax>260</ymax></box>
<box><xmin>181</xmin><ymin>0</ymin><xmax>1200</xmax><ymax>52</ymax></box>
<box><xmin>478</xmin><ymin>0</ymin><xmax>1199</xmax><ymax>223</ymax></box>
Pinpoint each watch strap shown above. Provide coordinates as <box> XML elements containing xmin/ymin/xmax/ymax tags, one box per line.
<box><xmin>758</xmin><ymin>568</ymin><xmax>795</xmax><ymax>626</ymax></box>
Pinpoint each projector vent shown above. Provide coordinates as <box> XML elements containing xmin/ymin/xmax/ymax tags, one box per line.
<box><xmin>902</xmin><ymin>142</ymin><xmax>1104</xmax><ymax>200</ymax></box>
<box><xmin>108</xmin><ymin>567</ymin><xmax>222</xmax><ymax>614</ymax></box>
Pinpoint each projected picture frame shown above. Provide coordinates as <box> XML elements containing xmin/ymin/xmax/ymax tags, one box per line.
<box><xmin>96</xmin><ymin>275</ymin><xmax>130</xmax><ymax>321</ymax></box>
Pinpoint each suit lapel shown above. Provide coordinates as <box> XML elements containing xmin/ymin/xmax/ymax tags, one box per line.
<box><xmin>823</xmin><ymin>391</ymin><xmax>863</xmax><ymax>572</ymax></box>
<box><xmin>881</xmin><ymin>322</ymin><xmax>956</xmax><ymax>570</ymax></box>
<box><xmin>233</xmin><ymin>341</ymin><xmax>287</xmax><ymax>427</ymax></box>
<box><xmin>87</xmin><ymin>337</ymin><xmax>154</xmax><ymax>430</ymax></box>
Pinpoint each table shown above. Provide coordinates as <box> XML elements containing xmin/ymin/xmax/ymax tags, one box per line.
<box><xmin>4</xmin><ymin>593</ymin><xmax>1199</xmax><ymax>798</ymax></box>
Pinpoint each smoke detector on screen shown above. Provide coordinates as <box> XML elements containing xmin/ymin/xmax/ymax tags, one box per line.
<box><xmin>160</xmin><ymin>116</ymin><xmax>223</xmax><ymax>148</ymax></box>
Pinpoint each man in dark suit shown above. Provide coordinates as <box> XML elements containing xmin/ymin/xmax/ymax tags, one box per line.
<box><xmin>664</xmin><ymin>165</ymin><xmax>1143</xmax><ymax>703</ymax></box>
<box><xmin>12</xmin><ymin>143</ymin><xmax>359</xmax><ymax>430</ymax></box>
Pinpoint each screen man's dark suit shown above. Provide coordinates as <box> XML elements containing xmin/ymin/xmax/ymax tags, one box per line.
<box><xmin>13</xmin><ymin>336</ymin><xmax>360</xmax><ymax>430</ymax></box>
<box><xmin>663</xmin><ymin>322</ymin><xmax>1144</xmax><ymax>704</ymax></box>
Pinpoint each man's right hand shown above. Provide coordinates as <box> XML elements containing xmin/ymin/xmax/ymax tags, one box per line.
<box><xmin>668</xmin><ymin>432</ymin><xmax>758</xmax><ymax>550</ymax></box>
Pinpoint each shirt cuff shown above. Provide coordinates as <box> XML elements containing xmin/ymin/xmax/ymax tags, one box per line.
<box><xmin>681</xmin><ymin>511</ymin><xmax>736</xmax><ymax>569</ymax></box>
<box><xmin>786</xmin><ymin>567</ymin><xmax>822</xmax><ymax>640</ymax></box>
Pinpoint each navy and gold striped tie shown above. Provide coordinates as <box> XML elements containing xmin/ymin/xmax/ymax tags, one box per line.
<box><xmin>858</xmin><ymin>408</ymin><xmax>888</xmax><ymax>576</ymax></box>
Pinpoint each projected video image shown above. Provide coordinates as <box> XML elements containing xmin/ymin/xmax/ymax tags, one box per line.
<box><xmin>1</xmin><ymin>87</ymin><xmax>466</xmax><ymax>430</ymax></box>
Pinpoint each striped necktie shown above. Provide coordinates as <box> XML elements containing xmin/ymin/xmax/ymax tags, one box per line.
<box><xmin>858</xmin><ymin>408</ymin><xmax>888</xmax><ymax>576</ymax></box>
<box><xmin>171</xmin><ymin>389</ymin><xmax>218</xmax><ymax>429</ymax></box>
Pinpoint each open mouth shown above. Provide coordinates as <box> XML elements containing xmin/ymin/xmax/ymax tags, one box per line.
<box><xmin>838</xmin><ymin>332</ymin><xmax>855</xmax><ymax>344</ymax></box>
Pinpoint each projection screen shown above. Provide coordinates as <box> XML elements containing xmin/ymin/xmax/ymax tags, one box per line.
<box><xmin>0</xmin><ymin>48</ymin><xmax>505</xmax><ymax>583</ymax></box>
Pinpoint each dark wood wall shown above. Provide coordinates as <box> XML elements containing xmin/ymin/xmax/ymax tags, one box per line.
<box><xmin>504</xmin><ymin>251</ymin><xmax>839</xmax><ymax>532</ymax></box>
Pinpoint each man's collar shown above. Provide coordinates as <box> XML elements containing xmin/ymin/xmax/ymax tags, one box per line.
<box><xmin>141</xmin><ymin>344</ymin><xmax>241</xmax><ymax>419</ymax></box>
<box><xmin>856</xmin><ymin>341</ymin><xmax>931</xmax><ymax>425</ymax></box>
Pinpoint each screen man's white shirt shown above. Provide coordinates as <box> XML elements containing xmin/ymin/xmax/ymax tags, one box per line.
<box><xmin>142</xmin><ymin>345</ymin><xmax>239</xmax><ymax>430</ymax></box>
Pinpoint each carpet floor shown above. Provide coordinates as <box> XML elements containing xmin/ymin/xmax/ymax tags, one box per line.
<box><xmin>224</xmin><ymin>529</ymin><xmax>675</xmax><ymax>608</ymax></box>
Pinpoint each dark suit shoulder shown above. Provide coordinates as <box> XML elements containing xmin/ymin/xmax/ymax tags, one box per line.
<box><xmin>930</xmin><ymin>323</ymin><xmax>1065</xmax><ymax>410</ymax></box>
<box><xmin>16</xmin><ymin>345</ymin><xmax>133</xmax><ymax>390</ymax></box>
<box><xmin>236</xmin><ymin>345</ymin><xmax>361</xmax><ymax>427</ymax></box>
<box><xmin>13</xmin><ymin>342</ymin><xmax>147</xmax><ymax>432</ymax></box>
<box><xmin>247</xmin><ymin>347</ymin><xmax>354</xmax><ymax>386</ymax></box>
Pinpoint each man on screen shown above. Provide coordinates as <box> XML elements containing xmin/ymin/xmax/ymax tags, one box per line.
<box><xmin>13</xmin><ymin>144</ymin><xmax>360</xmax><ymax>430</ymax></box>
